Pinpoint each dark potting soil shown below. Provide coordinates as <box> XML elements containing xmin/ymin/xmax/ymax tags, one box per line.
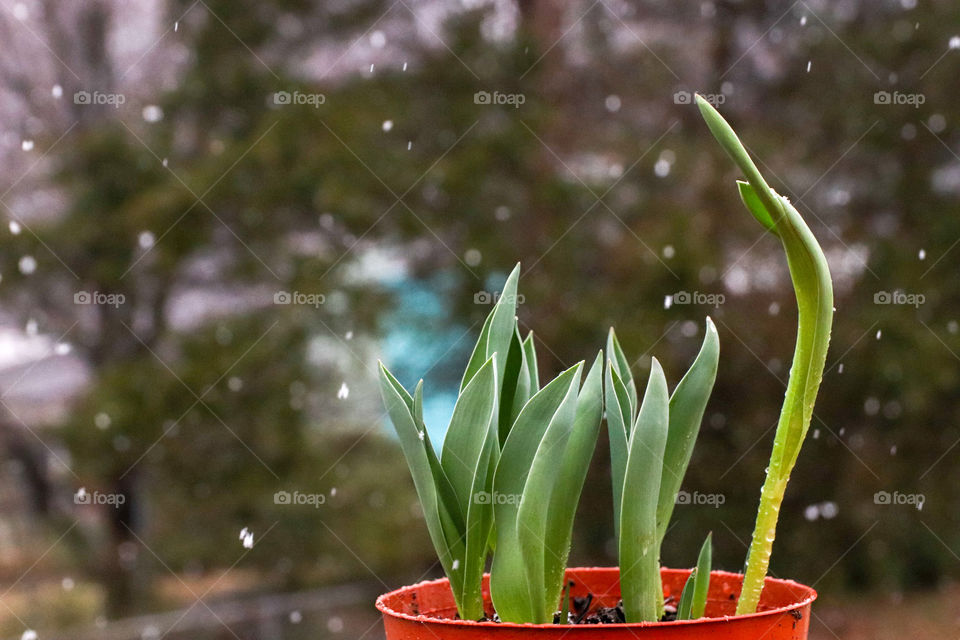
<box><xmin>560</xmin><ymin>590</ymin><xmax>678</xmax><ymax>624</ymax></box>
<box><xmin>470</xmin><ymin>585</ymin><xmax>679</xmax><ymax>625</ymax></box>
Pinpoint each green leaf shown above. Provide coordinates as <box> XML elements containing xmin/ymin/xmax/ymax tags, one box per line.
<box><xmin>461</xmin><ymin>263</ymin><xmax>520</xmax><ymax>391</ymax></box>
<box><xmin>605</xmin><ymin>359</ymin><xmax>632</xmax><ymax>540</ymax></box>
<box><xmin>461</xmin><ymin>313</ymin><xmax>494</xmax><ymax>391</ymax></box>
<box><xmin>489</xmin><ymin>364</ymin><xmax>583</xmax><ymax>623</ymax></box>
<box><xmin>606</xmin><ymin>328</ymin><xmax>637</xmax><ymax>417</ymax></box>
<box><xmin>737</xmin><ymin>180</ymin><xmax>777</xmax><ymax>233</ymax></box>
<box><xmin>522</xmin><ymin>330</ymin><xmax>539</xmax><ymax>391</ymax></box>
<box><xmin>656</xmin><ymin>318</ymin><xmax>720</xmax><ymax>544</ymax></box>
<box><xmin>691</xmin><ymin>532</ymin><xmax>712</xmax><ymax>619</ymax></box>
<box><xmin>676</xmin><ymin>570</ymin><xmax>696</xmax><ymax>621</ymax></box>
<box><xmin>441</xmin><ymin>357</ymin><xmax>499</xmax><ymax>520</ymax></box>
<box><xmin>440</xmin><ymin>357</ymin><xmax>499</xmax><ymax>619</ymax></box>
<box><xmin>413</xmin><ymin>381</ymin><xmax>467</xmax><ymax>538</ymax></box>
<box><xmin>696</xmin><ymin>95</ymin><xmax>783</xmax><ymax>225</ymax></box>
<box><xmin>516</xmin><ymin>362</ymin><xmax>582</xmax><ymax>622</ymax></box>
<box><xmin>498</xmin><ymin>324</ymin><xmax>532</xmax><ymax>445</ymax></box>
<box><xmin>378</xmin><ymin>363</ymin><xmax>467</xmax><ymax>612</ymax></box>
<box><xmin>619</xmin><ymin>358</ymin><xmax>670</xmax><ymax>623</ymax></box>
<box><xmin>696</xmin><ymin>96</ymin><xmax>834</xmax><ymax>615</ymax></box>
<box><xmin>542</xmin><ymin>352</ymin><xmax>603</xmax><ymax>619</ymax></box>
<box><xmin>460</xmin><ymin>415</ymin><xmax>499</xmax><ymax>619</ymax></box>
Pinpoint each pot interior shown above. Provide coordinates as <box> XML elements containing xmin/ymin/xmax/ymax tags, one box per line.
<box><xmin>378</xmin><ymin>567</ymin><xmax>816</xmax><ymax>622</ymax></box>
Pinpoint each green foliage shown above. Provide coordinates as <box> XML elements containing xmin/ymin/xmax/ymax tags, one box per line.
<box><xmin>380</xmin><ymin>266</ymin><xmax>603</xmax><ymax>623</ymax></box>
<box><xmin>677</xmin><ymin>533</ymin><xmax>712</xmax><ymax>621</ymax></box>
<box><xmin>608</xmin><ymin>322</ymin><xmax>719</xmax><ymax>622</ymax></box>
<box><xmin>696</xmin><ymin>95</ymin><xmax>834</xmax><ymax>614</ymax></box>
<box><xmin>490</xmin><ymin>354</ymin><xmax>602</xmax><ymax>623</ymax></box>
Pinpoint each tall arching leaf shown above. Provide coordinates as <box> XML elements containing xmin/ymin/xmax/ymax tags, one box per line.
<box><xmin>697</xmin><ymin>95</ymin><xmax>833</xmax><ymax>614</ymax></box>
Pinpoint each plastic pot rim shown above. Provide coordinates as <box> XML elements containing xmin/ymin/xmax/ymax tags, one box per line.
<box><xmin>376</xmin><ymin>566</ymin><xmax>817</xmax><ymax>630</ymax></box>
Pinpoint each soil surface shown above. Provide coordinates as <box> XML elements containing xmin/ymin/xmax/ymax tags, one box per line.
<box><xmin>474</xmin><ymin>587</ymin><xmax>679</xmax><ymax>625</ymax></box>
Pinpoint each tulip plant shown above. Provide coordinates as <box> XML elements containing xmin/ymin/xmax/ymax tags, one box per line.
<box><xmin>378</xmin><ymin>98</ymin><xmax>834</xmax><ymax>625</ymax></box>
<box><xmin>379</xmin><ymin>264</ymin><xmax>603</xmax><ymax>623</ymax></box>
<box><xmin>696</xmin><ymin>95</ymin><xmax>834</xmax><ymax>613</ymax></box>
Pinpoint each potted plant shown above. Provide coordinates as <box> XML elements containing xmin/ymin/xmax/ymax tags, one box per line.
<box><xmin>375</xmin><ymin>96</ymin><xmax>831</xmax><ymax>639</ymax></box>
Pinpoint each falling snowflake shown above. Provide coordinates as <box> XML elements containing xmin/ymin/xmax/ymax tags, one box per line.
<box><xmin>337</xmin><ymin>382</ymin><xmax>349</xmax><ymax>400</ymax></box>
<box><xmin>950</xmin><ymin>35</ymin><xmax>960</xmax><ymax>50</ymax></box>
<box><xmin>142</xmin><ymin>105</ymin><xmax>164</xmax><ymax>123</ymax></box>
<box><xmin>239</xmin><ymin>527</ymin><xmax>254</xmax><ymax>549</ymax></box>
<box><xmin>18</xmin><ymin>255</ymin><xmax>37</xmax><ymax>275</ymax></box>
<box><xmin>9</xmin><ymin>221</ymin><xmax>21</xmax><ymax>235</ymax></box>
<box><xmin>21</xmin><ymin>631</ymin><xmax>37</xmax><ymax>640</ymax></box>
<box><xmin>382</xmin><ymin>120</ymin><xmax>393</xmax><ymax>132</ymax></box>
<box><xmin>21</xmin><ymin>140</ymin><xmax>34</xmax><ymax>151</ymax></box>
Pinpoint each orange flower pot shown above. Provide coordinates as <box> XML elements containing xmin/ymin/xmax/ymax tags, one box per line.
<box><xmin>377</xmin><ymin>567</ymin><xmax>816</xmax><ymax>639</ymax></box>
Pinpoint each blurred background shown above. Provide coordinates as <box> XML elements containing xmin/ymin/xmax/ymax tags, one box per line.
<box><xmin>0</xmin><ymin>0</ymin><xmax>958</xmax><ymax>638</ymax></box>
